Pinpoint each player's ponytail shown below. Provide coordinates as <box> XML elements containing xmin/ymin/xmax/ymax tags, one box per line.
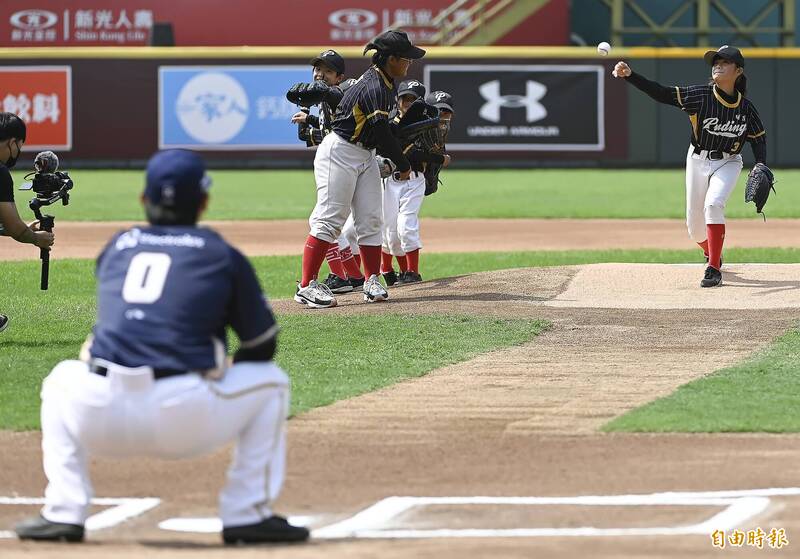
<box><xmin>735</xmin><ymin>72</ymin><xmax>747</xmax><ymax>96</ymax></box>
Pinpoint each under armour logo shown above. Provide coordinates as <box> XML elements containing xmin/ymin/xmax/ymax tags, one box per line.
<box><xmin>478</xmin><ymin>80</ymin><xmax>547</xmax><ymax>123</ymax></box>
<box><xmin>162</xmin><ymin>184</ymin><xmax>176</xmax><ymax>205</ymax></box>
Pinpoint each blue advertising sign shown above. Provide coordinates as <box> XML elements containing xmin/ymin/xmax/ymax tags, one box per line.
<box><xmin>159</xmin><ymin>66</ymin><xmax>311</xmax><ymax>150</ymax></box>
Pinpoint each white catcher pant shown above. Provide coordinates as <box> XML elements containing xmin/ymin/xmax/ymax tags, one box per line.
<box><xmin>39</xmin><ymin>359</ymin><xmax>289</xmax><ymax>528</ymax></box>
<box><xmin>684</xmin><ymin>145</ymin><xmax>743</xmax><ymax>241</ymax></box>
<box><xmin>309</xmin><ymin>133</ymin><xmax>382</xmax><ymax>246</ymax></box>
<box><xmin>382</xmin><ymin>172</ymin><xmax>426</xmax><ymax>255</ymax></box>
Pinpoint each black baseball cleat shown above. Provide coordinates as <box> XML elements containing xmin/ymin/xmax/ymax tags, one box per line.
<box><xmin>16</xmin><ymin>515</ymin><xmax>85</xmax><ymax>542</ymax></box>
<box><xmin>397</xmin><ymin>271</ymin><xmax>422</xmax><ymax>285</ymax></box>
<box><xmin>322</xmin><ymin>273</ymin><xmax>353</xmax><ymax>294</ymax></box>
<box><xmin>700</xmin><ymin>266</ymin><xmax>722</xmax><ymax>288</ymax></box>
<box><xmin>382</xmin><ymin>270</ymin><xmax>399</xmax><ymax>287</ymax></box>
<box><xmin>349</xmin><ymin>276</ymin><xmax>365</xmax><ymax>289</ymax></box>
<box><xmin>0</xmin><ymin>314</ymin><xmax>8</xmax><ymax>333</ymax></box>
<box><xmin>222</xmin><ymin>515</ymin><xmax>310</xmax><ymax>545</ymax></box>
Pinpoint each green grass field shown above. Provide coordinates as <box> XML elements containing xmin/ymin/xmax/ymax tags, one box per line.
<box><xmin>12</xmin><ymin>169</ymin><xmax>800</xmax><ymax>220</ymax></box>
<box><xmin>3</xmin><ymin>247</ymin><xmax>800</xmax><ymax>432</ymax></box>
<box><xmin>4</xmin><ymin>166</ymin><xmax>800</xmax><ymax>435</ymax></box>
<box><xmin>603</xmin><ymin>326</ymin><xmax>800</xmax><ymax>433</ymax></box>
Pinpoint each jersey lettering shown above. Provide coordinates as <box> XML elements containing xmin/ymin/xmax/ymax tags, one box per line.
<box><xmin>121</xmin><ymin>252</ymin><xmax>172</xmax><ymax>304</ymax></box>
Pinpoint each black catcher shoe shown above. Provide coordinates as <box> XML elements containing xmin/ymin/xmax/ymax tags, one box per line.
<box><xmin>0</xmin><ymin>314</ymin><xmax>8</xmax><ymax>333</ymax></box>
<box><xmin>700</xmin><ymin>266</ymin><xmax>722</xmax><ymax>288</ymax></box>
<box><xmin>382</xmin><ymin>270</ymin><xmax>399</xmax><ymax>286</ymax></box>
<box><xmin>222</xmin><ymin>515</ymin><xmax>310</xmax><ymax>544</ymax></box>
<box><xmin>16</xmin><ymin>515</ymin><xmax>85</xmax><ymax>542</ymax></box>
<box><xmin>323</xmin><ymin>273</ymin><xmax>354</xmax><ymax>294</ymax></box>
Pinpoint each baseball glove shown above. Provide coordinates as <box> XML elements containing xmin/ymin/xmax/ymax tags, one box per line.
<box><xmin>745</xmin><ymin>163</ymin><xmax>776</xmax><ymax>219</ymax></box>
<box><xmin>286</xmin><ymin>81</ymin><xmax>331</xmax><ymax>108</ymax></box>
<box><xmin>376</xmin><ymin>156</ymin><xmax>395</xmax><ymax>179</ymax></box>
<box><xmin>424</xmin><ymin>162</ymin><xmax>443</xmax><ymax>196</ymax></box>
<box><xmin>396</xmin><ymin>100</ymin><xmax>441</xmax><ymax>151</ymax></box>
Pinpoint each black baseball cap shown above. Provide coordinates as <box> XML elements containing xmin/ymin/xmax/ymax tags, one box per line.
<box><xmin>704</xmin><ymin>45</ymin><xmax>745</xmax><ymax>67</ymax></box>
<box><xmin>397</xmin><ymin>80</ymin><xmax>426</xmax><ymax>99</ymax></box>
<box><xmin>144</xmin><ymin>149</ymin><xmax>211</xmax><ymax>210</ymax></box>
<box><xmin>425</xmin><ymin>91</ymin><xmax>454</xmax><ymax>113</ymax></box>
<box><xmin>364</xmin><ymin>29</ymin><xmax>426</xmax><ymax>59</ymax></box>
<box><xmin>310</xmin><ymin>49</ymin><xmax>345</xmax><ymax>74</ymax></box>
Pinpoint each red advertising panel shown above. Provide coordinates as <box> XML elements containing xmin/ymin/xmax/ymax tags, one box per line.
<box><xmin>0</xmin><ymin>1</ymin><xmax>567</xmax><ymax>46</ymax></box>
<box><xmin>0</xmin><ymin>67</ymin><xmax>72</xmax><ymax>150</ymax></box>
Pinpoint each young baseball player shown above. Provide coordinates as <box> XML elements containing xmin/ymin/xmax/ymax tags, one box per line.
<box><xmin>288</xmin><ymin>51</ymin><xmax>364</xmax><ymax>294</ymax></box>
<box><xmin>15</xmin><ymin>150</ymin><xmax>308</xmax><ymax>545</ymax></box>
<box><xmin>380</xmin><ymin>84</ymin><xmax>452</xmax><ymax>286</ymax></box>
<box><xmin>614</xmin><ymin>45</ymin><xmax>767</xmax><ymax>287</ymax></box>
<box><xmin>294</xmin><ymin>30</ymin><xmax>425</xmax><ymax>308</ymax></box>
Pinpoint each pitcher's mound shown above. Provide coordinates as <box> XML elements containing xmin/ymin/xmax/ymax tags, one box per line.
<box><xmin>546</xmin><ymin>263</ymin><xmax>800</xmax><ymax>310</ymax></box>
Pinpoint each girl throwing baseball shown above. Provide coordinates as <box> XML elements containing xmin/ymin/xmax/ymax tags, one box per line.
<box><xmin>614</xmin><ymin>45</ymin><xmax>767</xmax><ymax>287</ymax></box>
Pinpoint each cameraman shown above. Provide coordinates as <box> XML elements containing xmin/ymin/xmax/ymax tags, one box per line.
<box><xmin>0</xmin><ymin>112</ymin><xmax>55</xmax><ymax>332</ymax></box>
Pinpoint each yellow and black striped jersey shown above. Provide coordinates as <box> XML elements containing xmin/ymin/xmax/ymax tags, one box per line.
<box><xmin>332</xmin><ymin>65</ymin><xmax>396</xmax><ymax>149</ymax></box>
<box><xmin>671</xmin><ymin>84</ymin><xmax>765</xmax><ymax>154</ymax></box>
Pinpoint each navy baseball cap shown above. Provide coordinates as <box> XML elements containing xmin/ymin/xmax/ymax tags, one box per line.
<box><xmin>425</xmin><ymin>91</ymin><xmax>454</xmax><ymax>113</ymax></box>
<box><xmin>310</xmin><ymin>49</ymin><xmax>345</xmax><ymax>75</ymax></box>
<box><xmin>397</xmin><ymin>79</ymin><xmax>426</xmax><ymax>99</ymax></box>
<box><xmin>364</xmin><ymin>29</ymin><xmax>426</xmax><ymax>59</ymax></box>
<box><xmin>704</xmin><ymin>45</ymin><xmax>745</xmax><ymax>67</ymax></box>
<box><xmin>144</xmin><ymin>150</ymin><xmax>211</xmax><ymax>210</ymax></box>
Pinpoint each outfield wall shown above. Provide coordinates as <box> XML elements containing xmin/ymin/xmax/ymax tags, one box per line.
<box><xmin>0</xmin><ymin>46</ymin><xmax>797</xmax><ymax>168</ymax></box>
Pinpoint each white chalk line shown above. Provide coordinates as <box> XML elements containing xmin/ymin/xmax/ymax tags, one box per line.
<box><xmin>0</xmin><ymin>496</ymin><xmax>161</xmax><ymax>538</ymax></box>
<box><xmin>311</xmin><ymin>488</ymin><xmax>797</xmax><ymax>540</ymax></box>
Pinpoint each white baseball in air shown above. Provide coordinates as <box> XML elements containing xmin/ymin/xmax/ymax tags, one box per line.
<box><xmin>597</xmin><ymin>41</ymin><xmax>611</xmax><ymax>56</ymax></box>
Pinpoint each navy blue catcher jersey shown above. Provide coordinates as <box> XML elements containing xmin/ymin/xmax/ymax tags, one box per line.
<box><xmin>89</xmin><ymin>226</ymin><xmax>277</xmax><ymax>371</ymax></box>
<box><xmin>671</xmin><ymin>84</ymin><xmax>765</xmax><ymax>154</ymax></box>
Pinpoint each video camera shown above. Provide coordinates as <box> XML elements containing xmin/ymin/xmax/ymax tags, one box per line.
<box><xmin>19</xmin><ymin>151</ymin><xmax>75</xmax><ymax>290</ymax></box>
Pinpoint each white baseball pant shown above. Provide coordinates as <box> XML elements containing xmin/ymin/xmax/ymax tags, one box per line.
<box><xmin>309</xmin><ymin>133</ymin><xmax>382</xmax><ymax>246</ymax></box>
<box><xmin>382</xmin><ymin>172</ymin><xmax>426</xmax><ymax>255</ymax></box>
<box><xmin>39</xmin><ymin>358</ymin><xmax>289</xmax><ymax>528</ymax></box>
<box><xmin>684</xmin><ymin>145</ymin><xmax>743</xmax><ymax>241</ymax></box>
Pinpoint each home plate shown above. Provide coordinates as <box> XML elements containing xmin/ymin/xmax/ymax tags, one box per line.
<box><xmin>544</xmin><ymin>263</ymin><xmax>800</xmax><ymax>309</ymax></box>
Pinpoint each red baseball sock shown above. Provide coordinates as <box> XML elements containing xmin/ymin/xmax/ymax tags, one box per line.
<box><xmin>697</xmin><ymin>239</ymin><xmax>709</xmax><ymax>257</ymax></box>
<box><xmin>340</xmin><ymin>247</ymin><xmax>363</xmax><ymax>279</ymax></box>
<box><xmin>325</xmin><ymin>246</ymin><xmax>347</xmax><ymax>279</ymax></box>
<box><xmin>706</xmin><ymin>224</ymin><xmax>725</xmax><ymax>270</ymax></box>
<box><xmin>396</xmin><ymin>254</ymin><xmax>409</xmax><ymax>272</ymax></box>
<box><xmin>359</xmin><ymin>245</ymin><xmax>382</xmax><ymax>279</ymax></box>
<box><xmin>381</xmin><ymin>251</ymin><xmax>394</xmax><ymax>274</ymax></box>
<box><xmin>406</xmin><ymin>249</ymin><xmax>420</xmax><ymax>273</ymax></box>
<box><xmin>301</xmin><ymin>235</ymin><xmax>331</xmax><ymax>287</ymax></box>
<box><xmin>354</xmin><ymin>253</ymin><xmax>362</xmax><ymax>269</ymax></box>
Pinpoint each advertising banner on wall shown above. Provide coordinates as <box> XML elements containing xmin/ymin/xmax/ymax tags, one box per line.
<box><xmin>1</xmin><ymin>1</ymin><xmax>567</xmax><ymax>46</ymax></box>
<box><xmin>0</xmin><ymin>66</ymin><xmax>71</xmax><ymax>150</ymax></box>
<box><xmin>159</xmin><ymin>66</ymin><xmax>312</xmax><ymax>150</ymax></box>
<box><xmin>423</xmin><ymin>65</ymin><xmax>605</xmax><ymax>151</ymax></box>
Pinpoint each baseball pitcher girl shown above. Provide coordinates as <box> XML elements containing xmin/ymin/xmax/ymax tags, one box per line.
<box><xmin>614</xmin><ymin>45</ymin><xmax>767</xmax><ymax>287</ymax></box>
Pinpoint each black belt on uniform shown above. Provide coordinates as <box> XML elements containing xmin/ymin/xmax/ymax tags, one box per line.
<box><xmin>693</xmin><ymin>146</ymin><xmax>728</xmax><ymax>160</ymax></box>
<box><xmin>89</xmin><ymin>363</ymin><xmax>188</xmax><ymax>380</ymax></box>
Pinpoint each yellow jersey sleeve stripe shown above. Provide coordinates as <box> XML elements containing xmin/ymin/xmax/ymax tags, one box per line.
<box><xmin>748</xmin><ymin>130</ymin><xmax>766</xmax><ymax>139</ymax></box>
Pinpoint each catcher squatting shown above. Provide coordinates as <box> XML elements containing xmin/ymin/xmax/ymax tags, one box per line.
<box><xmin>615</xmin><ymin>45</ymin><xmax>776</xmax><ymax>288</ymax></box>
<box><xmin>287</xmin><ymin>30</ymin><xmax>452</xmax><ymax>308</ymax></box>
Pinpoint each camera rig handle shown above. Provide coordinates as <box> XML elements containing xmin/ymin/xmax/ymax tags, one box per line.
<box><xmin>29</xmin><ymin>199</ymin><xmax>56</xmax><ymax>291</ymax></box>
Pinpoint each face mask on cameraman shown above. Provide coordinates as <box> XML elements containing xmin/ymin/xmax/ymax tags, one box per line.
<box><xmin>4</xmin><ymin>139</ymin><xmax>22</xmax><ymax>169</ymax></box>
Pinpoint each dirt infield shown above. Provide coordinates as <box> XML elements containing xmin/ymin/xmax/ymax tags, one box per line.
<box><xmin>3</xmin><ymin>218</ymin><xmax>800</xmax><ymax>261</ymax></box>
<box><xmin>3</xmin><ymin>264</ymin><xmax>800</xmax><ymax>557</ymax></box>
